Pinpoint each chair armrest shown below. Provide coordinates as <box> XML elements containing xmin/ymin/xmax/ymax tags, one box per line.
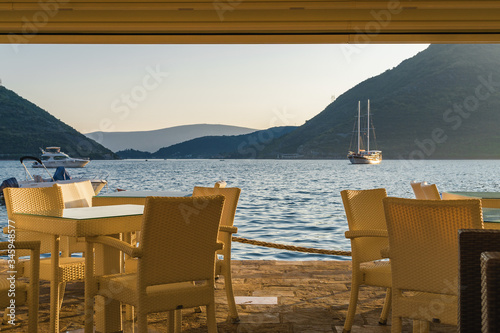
<box><xmin>345</xmin><ymin>229</ymin><xmax>388</xmax><ymax>239</ymax></box>
<box><xmin>219</xmin><ymin>225</ymin><xmax>238</xmax><ymax>234</ymax></box>
<box><xmin>86</xmin><ymin>236</ymin><xmax>143</xmax><ymax>258</ymax></box>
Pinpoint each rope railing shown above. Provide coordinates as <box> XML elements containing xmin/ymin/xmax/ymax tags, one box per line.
<box><xmin>232</xmin><ymin>236</ymin><xmax>352</xmax><ymax>256</ymax></box>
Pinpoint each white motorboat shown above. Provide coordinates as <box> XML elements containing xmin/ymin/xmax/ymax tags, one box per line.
<box><xmin>347</xmin><ymin>100</ymin><xmax>382</xmax><ymax>165</ymax></box>
<box><xmin>0</xmin><ymin>156</ymin><xmax>107</xmax><ymax>205</ymax></box>
<box><xmin>32</xmin><ymin>147</ymin><xmax>90</xmax><ymax>168</ymax></box>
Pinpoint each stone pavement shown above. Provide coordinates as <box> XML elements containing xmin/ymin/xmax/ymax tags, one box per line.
<box><xmin>0</xmin><ymin>260</ymin><xmax>457</xmax><ymax>332</ymax></box>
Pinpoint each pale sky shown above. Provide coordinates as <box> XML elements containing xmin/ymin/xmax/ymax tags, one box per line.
<box><xmin>0</xmin><ymin>44</ymin><xmax>428</xmax><ymax>133</ymax></box>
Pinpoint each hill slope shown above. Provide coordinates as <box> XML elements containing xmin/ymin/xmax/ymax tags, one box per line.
<box><xmin>0</xmin><ymin>86</ymin><xmax>116</xmax><ymax>159</ymax></box>
<box><xmin>152</xmin><ymin>126</ymin><xmax>297</xmax><ymax>159</ymax></box>
<box><xmin>261</xmin><ymin>44</ymin><xmax>500</xmax><ymax>159</ymax></box>
<box><xmin>85</xmin><ymin>124</ymin><xmax>258</xmax><ymax>153</ymax></box>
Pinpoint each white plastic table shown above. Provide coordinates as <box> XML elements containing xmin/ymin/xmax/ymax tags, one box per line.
<box><xmin>13</xmin><ymin>204</ymin><xmax>144</xmax><ymax>332</ymax></box>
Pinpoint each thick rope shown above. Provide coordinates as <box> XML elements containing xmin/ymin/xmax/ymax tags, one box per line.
<box><xmin>232</xmin><ymin>236</ymin><xmax>351</xmax><ymax>256</ymax></box>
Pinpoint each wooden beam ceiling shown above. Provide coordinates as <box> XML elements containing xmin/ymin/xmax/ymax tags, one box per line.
<box><xmin>1</xmin><ymin>0</ymin><xmax>500</xmax><ymax>43</ymax></box>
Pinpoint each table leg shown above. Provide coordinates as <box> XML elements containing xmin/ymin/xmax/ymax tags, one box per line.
<box><xmin>94</xmin><ymin>234</ymin><xmax>123</xmax><ymax>332</ymax></box>
<box><xmin>50</xmin><ymin>235</ymin><xmax>60</xmax><ymax>332</ymax></box>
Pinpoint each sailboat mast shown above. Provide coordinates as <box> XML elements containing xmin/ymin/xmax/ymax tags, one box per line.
<box><xmin>357</xmin><ymin>101</ymin><xmax>361</xmax><ymax>154</ymax></box>
<box><xmin>367</xmin><ymin>99</ymin><xmax>370</xmax><ymax>152</ymax></box>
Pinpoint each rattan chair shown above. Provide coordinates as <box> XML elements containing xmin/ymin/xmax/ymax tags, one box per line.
<box><xmin>0</xmin><ymin>241</ymin><xmax>40</xmax><ymax>332</ymax></box>
<box><xmin>383</xmin><ymin>197</ymin><xmax>483</xmax><ymax>332</ymax></box>
<box><xmin>410</xmin><ymin>181</ymin><xmax>427</xmax><ymax>199</ymax></box>
<box><xmin>192</xmin><ymin>184</ymin><xmax>241</xmax><ymax>322</ymax></box>
<box><xmin>340</xmin><ymin>188</ymin><xmax>392</xmax><ymax>333</ymax></box>
<box><xmin>3</xmin><ymin>185</ymin><xmax>86</xmax><ymax>332</ymax></box>
<box><xmin>58</xmin><ymin>180</ymin><xmax>95</xmax><ymax>208</ymax></box>
<box><xmin>84</xmin><ymin>195</ymin><xmax>225</xmax><ymax>333</ymax></box>
<box><xmin>421</xmin><ymin>183</ymin><xmax>441</xmax><ymax>200</ymax></box>
<box><xmin>458</xmin><ymin>229</ymin><xmax>500</xmax><ymax>333</ymax></box>
<box><xmin>481</xmin><ymin>251</ymin><xmax>500</xmax><ymax>333</ymax></box>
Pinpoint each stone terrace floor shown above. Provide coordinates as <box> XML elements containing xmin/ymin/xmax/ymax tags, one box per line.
<box><xmin>0</xmin><ymin>260</ymin><xmax>457</xmax><ymax>332</ymax></box>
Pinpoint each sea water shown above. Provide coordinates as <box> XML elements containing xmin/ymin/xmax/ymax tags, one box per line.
<box><xmin>1</xmin><ymin>159</ymin><xmax>500</xmax><ymax>260</ymax></box>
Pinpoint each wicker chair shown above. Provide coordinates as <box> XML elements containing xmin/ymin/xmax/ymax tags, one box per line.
<box><xmin>2</xmin><ymin>185</ymin><xmax>86</xmax><ymax>332</ymax></box>
<box><xmin>192</xmin><ymin>184</ymin><xmax>241</xmax><ymax>322</ymax></box>
<box><xmin>383</xmin><ymin>197</ymin><xmax>483</xmax><ymax>332</ymax></box>
<box><xmin>410</xmin><ymin>181</ymin><xmax>427</xmax><ymax>199</ymax></box>
<box><xmin>421</xmin><ymin>183</ymin><xmax>441</xmax><ymax>200</ymax></box>
<box><xmin>0</xmin><ymin>241</ymin><xmax>40</xmax><ymax>332</ymax></box>
<box><xmin>340</xmin><ymin>188</ymin><xmax>392</xmax><ymax>333</ymax></box>
<box><xmin>84</xmin><ymin>195</ymin><xmax>225</xmax><ymax>333</ymax></box>
<box><xmin>58</xmin><ymin>180</ymin><xmax>95</xmax><ymax>208</ymax></box>
<box><xmin>481</xmin><ymin>251</ymin><xmax>500</xmax><ymax>333</ymax></box>
<box><xmin>458</xmin><ymin>229</ymin><xmax>500</xmax><ymax>333</ymax></box>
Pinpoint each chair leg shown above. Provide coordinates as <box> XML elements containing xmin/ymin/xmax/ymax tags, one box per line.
<box><xmin>124</xmin><ymin>304</ymin><xmax>134</xmax><ymax>321</ymax></box>
<box><xmin>168</xmin><ymin>311</ymin><xmax>175</xmax><ymax>333</ymax></box>
<box><xmin>50</xmin><ymin>235</ymin><xmax>60</xmax><ymax>333</ymax></box>
<box><xmin>206</xmin><ymin>302</ymin><xmax>218</xmax><ymax>333</ymax></box>
<box><xmin>379</xmin><ymin>287</ymin><xmax>392</xmax><ymax>325</ymax></box>
<box><xmin>223</xmin><ymin>264</ymin><xmax>239</xmax><ymax>323</ymax></box>
<box><xmin>84</xmin><ymin>241</ymin><xmax>95</xmax><ymax>333</ymax></box>
<box><xmin>137</xmin><ymin>309</ymin><xmax>148</xmax><ymax>333</ymax></box>
<box><xmin>413</xmin><ymin>320</ymin><xmax>430</xmax><ymax>333</ymax></box>
<box><xmin>343</xmin><ymin>281</ymin><xmax>360</xmax><ymax>333</ymax></box>
<box><xmin>391</xmin><ymin>316</ymin><xmax>403</xmax><ymax>333</ymax></box>
<box><xmin>174</xmin><ymin>309</ymin><xmax>182</xmax><ymax>333</ymax></box>
<box><xmin>58</xmin><ymin>282</ymin><xmax>66</xmax><ymax>309</ymax></box>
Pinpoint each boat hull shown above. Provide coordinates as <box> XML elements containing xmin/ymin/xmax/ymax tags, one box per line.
<box><xmin>32</xmin><ymin>160</ymin><xmax>90</xmax><ymax>168</ymax></box>
<box><xmin>348</xmin><ymin>153</ymin><xmax>382</xmax><ymax>165</ymax></box>
<box><xmin>18</xmin><ymin>178</ymin><xmax>107</xmax><ymax>194</ymax></box>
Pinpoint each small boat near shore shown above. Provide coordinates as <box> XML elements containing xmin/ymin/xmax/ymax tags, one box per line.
<box><xmin>347</xmin><ymin>100</ymin><xmax>382</xmax><ymax>165</ymax></box>
<box><xmin>32</xmin><ymin>147</ymin><xmax>90</xmax><ymax>168</ymax></box>
<box><xmin>0</xmin><ymin>156</ymin><xmax>106</xmax><ymax>204</ymax></box>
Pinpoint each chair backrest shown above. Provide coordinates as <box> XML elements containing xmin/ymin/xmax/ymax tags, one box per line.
<box><xmin>410</xmin><ymin>181</ymin><xmax>427</xmax><ymax>199</ymax></box>
<box><xmin>192</xmin><ymin>186</ymin><xmax>240</xmax><ymax>228</ymax></box>
<box><xmin>3</xmin><ymin>185</ymin><xmax>64</xmax><ymax>254</ymax></box>
<box><xmin>3</xmin><ymin>185</ymin><xmax>64</xmax><ymax>218</ymax></box>
<box><xmin>421</xmin><ymin>183</ymin><xmax>441</xmax><ymax>200</ymax></box>
<box><xmin>58</xmin><ymin>180</ymin><xmax>94</xmax><ymax>208</ymax></box>
<box><xmin>341</xmin><ymin>188</ymin><xmax>388</xmax><ymax>263</ymax></box>
<box><xmin>138</xmin><ymin>195</ymin><xmax>225</xmax><ymax>287</ymax></box>
<box><xmin>383</xmin><ymin>197</ymin><xmax>483</xmax><ymax>296</ymax></box>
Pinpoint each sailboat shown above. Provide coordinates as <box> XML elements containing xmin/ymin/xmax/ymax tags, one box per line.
<box><xmin>347</xmin><ymin>100</ymin><xmax>382</xmax><ymax>164</ymax></box>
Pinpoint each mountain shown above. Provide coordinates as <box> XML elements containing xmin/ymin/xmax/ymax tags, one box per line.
<box><xmin>261</xmin><ymin>44</ymin><xmax>500</xmax><ymax>159</ymax></box>
<box><xmin>0</xmin><ymin>86</ymin><xmax>116</xmax><ymax>160</ymax></box>
<box><xmin>85</xmin><ymin>124</ymin><xmax>258</xmax><ymax>153</ymax></box>
<box><xmin>148</xmin><ymin>126</ymin><xmax>297</xmax><ymax>159</ymax></box>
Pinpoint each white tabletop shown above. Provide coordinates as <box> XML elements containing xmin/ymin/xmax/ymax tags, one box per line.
<box><xmin>13</xmin><ymin>204</ymin><xmax>145</xmax><ymax>237</ymax></box>
<box><xmin>97</xmin><ymin>190</ymin><xmax>191</xmax><ymax>198</ymax></box>
<box><xmin>18</xmin><ymin>204</ymin><xmax>144</xmax><ymax>220</ymax></box>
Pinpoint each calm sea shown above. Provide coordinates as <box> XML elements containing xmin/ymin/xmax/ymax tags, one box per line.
<box><xmin>1</xmin><ymin>159</ymin><xmax>499</xmax><ymax>260</ymax></box>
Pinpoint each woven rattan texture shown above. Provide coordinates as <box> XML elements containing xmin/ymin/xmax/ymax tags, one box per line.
<box><xmin>385</xmin><ymin>198</ymin><xmax>482</xmax><ymax>295</ymax></box>
<box><xmin>384</xmin><ymin>198</ymin><xmax>483</xmax><ymax>328</ymax></box>
<box><xmin>192</xmin><ymin>187</ymin><xmax>240</xmax><ymax>228</ymax></box>
<box><xmin>88</xmin><ymin>196</ymin><xmax>225</xmax><ymax>333</ymax></box>
<box><xmin>341</xmin><ymin>188</ymin><xmax>389</xmax><ymax>263</ymax></box>
<box><xmin>340</xmin><ymin>188</ymin><xmax>391</xmax><ymax>333</ymax></box>
<box><xmin>421</xmin><ymin>183</ymin><xmax>441</xmax><ymax>200</ymax></box>
<box><xmin>410</xmin><ymin>181</ymin><xmax>426</xmax><ymax>199</ymax></box>
<box><xmin>458</xmin><ymin>229</ymin><xmax>500</xmax><ymax>332</ymax></box>
<box><xmin>58</xmin><ymin>180</ymin><xmax>94</xmax><ymax>208</ymax></box>
<box><xmin>0</xmin><ymin>241</ymin><xmax>40</xmax><ymax>332</ymax></box>
<box><xmin>192</xmin><ymin>186</ymin><xmax>241</xmax><ymax>321</ymax></box>
<box><xmin>481</xmin><ymin>251</ymin><xmax>500</xmax><ymax>333</ymax></box>
<box><xmin>139</xmin><ymin>195</ymin><xmax>225</xmax><ymax>286</ymax></box>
